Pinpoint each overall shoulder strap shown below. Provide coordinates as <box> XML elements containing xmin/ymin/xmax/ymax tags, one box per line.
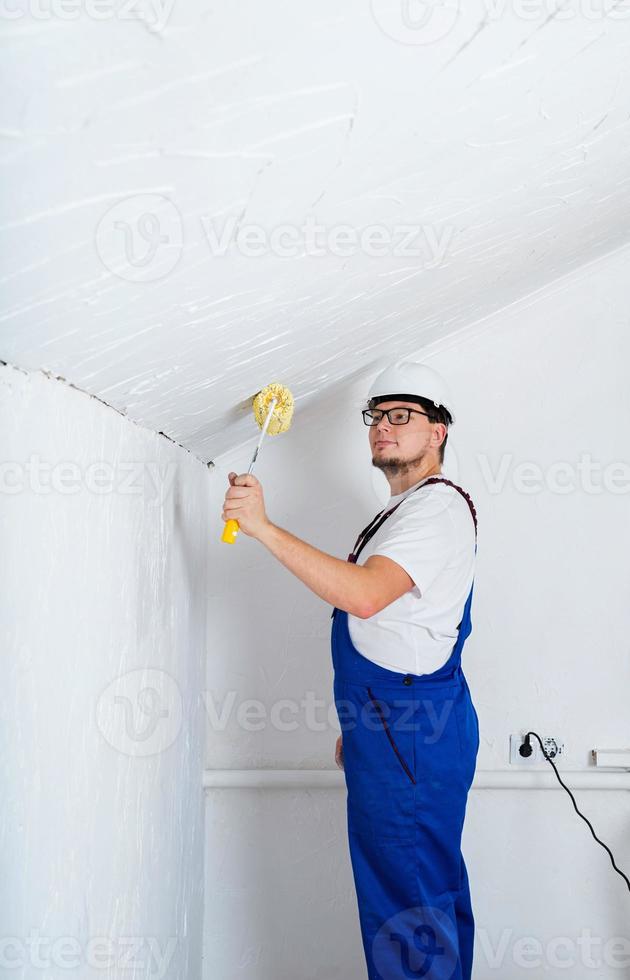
<box><xmin>349</xmin><ymin>477</ymin><xmax>477</xmax><ymax>564</ymax></box>
<box><xmin>420</xmin><ymin>477</ymin><xmax>478</xmax><ymax>539</ymax></box>
<box><xmin>347</xmin><ymin>497</ymin><xmax>406</xmax><ymax>563</ymax></box>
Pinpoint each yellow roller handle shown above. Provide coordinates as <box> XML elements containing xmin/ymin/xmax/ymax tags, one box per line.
<box><xmin>222</xmin><ymin>518</ymin><xmax>240</xmax><ymax>544</ymax></box>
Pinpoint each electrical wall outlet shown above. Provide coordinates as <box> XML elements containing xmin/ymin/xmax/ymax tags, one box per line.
<box><xmin>510</xmin><ymin>734</ymin><xmax>565</xmax><ymax>765</ymax></box>
<box><xmin>541</xmin><ymin>736</ymin><xmax>564</xmax><ymax>761</ymax></box>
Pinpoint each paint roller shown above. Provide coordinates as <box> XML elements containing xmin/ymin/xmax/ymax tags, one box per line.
<box><xmin>221</xmin><ymin>381</ymin><xmax>294</xmax><ymax>543</ymax></box>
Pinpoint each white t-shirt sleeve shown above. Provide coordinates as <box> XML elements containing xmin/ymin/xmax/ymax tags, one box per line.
<box><xmin>368</xmin><ymin>493</ymin><xmax>459</xmax><ymax>597</ymax></box>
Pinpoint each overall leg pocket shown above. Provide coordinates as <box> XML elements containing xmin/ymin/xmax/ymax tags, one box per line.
<box><xmin>341</xmin><ymin>687</ymin><xmax>418</xmax><ymax>843</ymax></box>
<box><xmin>366</xmin><ymin>686</ymin><xmax>416</xmax><ymax>784</ymax></box>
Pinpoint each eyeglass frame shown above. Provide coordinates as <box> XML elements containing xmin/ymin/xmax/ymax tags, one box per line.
<box><xmin>362</xmin><ymin>407</ymin><xmax>433</xmax><ymax>426</ymax></box>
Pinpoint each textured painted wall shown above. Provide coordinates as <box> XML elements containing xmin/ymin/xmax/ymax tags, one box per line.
<box><xmin>1</xmin><ymin>365</ymin><xmax>208</xmax><ymax>979</ymax></box>
<box><xmin>203</xmin><ymin>244</ymin><xmax>630</xmax><ymax>978</ymax></box>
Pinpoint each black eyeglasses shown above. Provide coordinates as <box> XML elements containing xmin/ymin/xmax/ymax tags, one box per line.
<box><xmin>362</xmin><ymin>407</ymin><xmax>431</xmax><ymax>426</ymax></box>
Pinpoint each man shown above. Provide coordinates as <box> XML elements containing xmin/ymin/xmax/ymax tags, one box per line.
<box><xmin>222</xmin><ymin>359</ymin><xmax>480</xmax><ymax>979</ymax></box>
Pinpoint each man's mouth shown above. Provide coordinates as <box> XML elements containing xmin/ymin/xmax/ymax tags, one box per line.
<box><xmin>375</xmin><ymin>441</ymin><xmax>396</xmax><ymax>447</ymax></box>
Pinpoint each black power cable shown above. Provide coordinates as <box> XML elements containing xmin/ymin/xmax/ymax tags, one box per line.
<box><xmin>521</xmin><ymin>731</ymin><xmax>630</xmax><ymax>893</ymax></box>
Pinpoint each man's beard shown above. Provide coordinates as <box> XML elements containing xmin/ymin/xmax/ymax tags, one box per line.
<box><xmin>371</xmin><ymin>449</ymin><xmax>428</xmax><ymax>477</ymax></box>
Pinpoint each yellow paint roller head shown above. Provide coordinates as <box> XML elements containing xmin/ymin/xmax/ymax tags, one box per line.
<box><xmin>221</xmin><ymin>381</ymin><xmax>294</xmax><ymax>544</ymax></box>
<box><xmin>252</xmin><ymin>382</ymin><xmax>294</xmax><ymax>434</ymax></box>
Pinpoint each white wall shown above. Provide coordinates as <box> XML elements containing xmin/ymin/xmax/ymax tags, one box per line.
<box><xmin>1</xmin><ymin>365</ymin><xmax>208</xmax><ymax>980</ymax></box>
<box><xmin>204</xmin><ymin>244</ymin><xmax>630</xmax><ymax>979</ymax></box>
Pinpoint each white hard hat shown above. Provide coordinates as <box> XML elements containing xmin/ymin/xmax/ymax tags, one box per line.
<box><xmin>366</xmin><ymin>359</ymin><xmax>455</xmax><ymax>422</ymax></box>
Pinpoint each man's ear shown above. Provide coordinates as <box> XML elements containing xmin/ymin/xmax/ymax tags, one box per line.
<box><xmin>432</xmin><ymin>423</ymin><xmax>447</xmax><ymax>450</ymax></box>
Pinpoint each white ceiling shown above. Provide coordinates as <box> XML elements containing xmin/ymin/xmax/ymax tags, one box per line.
<box><xmin>2</xmin><ymin>1</ymin><xmax>630</xmax><ymax>462</ymax></box>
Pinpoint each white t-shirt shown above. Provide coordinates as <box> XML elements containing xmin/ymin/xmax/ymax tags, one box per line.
<box><xmin>347</xmin><ymin>475</ymin><xmax>476</xmax><ymax>676</ymax></box>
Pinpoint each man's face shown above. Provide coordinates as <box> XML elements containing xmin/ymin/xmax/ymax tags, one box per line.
<box><xmin>368</xmin><ymin>400</ymin><xmax>437</xmax><ymax>477</ymax></box>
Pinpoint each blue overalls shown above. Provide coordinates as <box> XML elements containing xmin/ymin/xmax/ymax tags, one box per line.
<box><xmin>330</xmin><ymin>478</ymin><xmax>480</xmax><ymax>980</ymax></box>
